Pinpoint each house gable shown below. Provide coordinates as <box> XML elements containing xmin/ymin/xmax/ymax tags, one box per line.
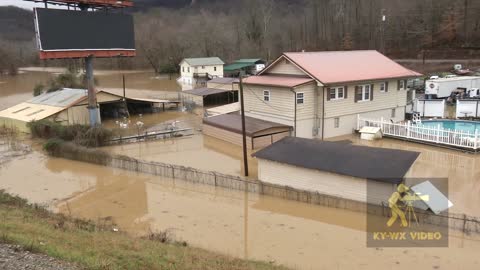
<box><xmin>261</xmin><ymin>55</ymin><xmax>310</xmax><ymax>77</ymax></box>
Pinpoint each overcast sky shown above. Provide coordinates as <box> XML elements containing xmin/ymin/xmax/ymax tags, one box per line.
<box><xmin>0</xmin><ymin>1</ymin><xmax>44</xmax><ymax>9</ymax></box>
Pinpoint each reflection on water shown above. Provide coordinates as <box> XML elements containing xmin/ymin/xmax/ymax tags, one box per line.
<box><xmin>1</xmin><ymin>149</ymin><xmax>480</xmax><ymax>270</ymax></box>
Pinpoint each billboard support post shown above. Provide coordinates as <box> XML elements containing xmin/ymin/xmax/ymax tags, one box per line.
<box><xmin>85</xmin><ymin>55</ymin><xmax>99</xmax><ymax>126</ymax></box>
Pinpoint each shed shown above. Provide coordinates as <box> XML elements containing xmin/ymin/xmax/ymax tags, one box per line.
<box><xmin>0</xmin><ymin>88</ymin><xmax>160</xmax><ymax>132</ymax></box>
<box><xmin>202</xmin><ymin>113</ymin><xmax>292</xmax><ymax>149</ymax></box>
<box><xmin>253</xmin><ymin>137</ymin><xmax>419</xmax><ymax>204</ymax></box>
<box><xmin>181</xmin><ymin>87</ymin><xmax>237</xmax><ymax>107</ymax></box>
<box><xmin>224</xmin><ymin>59</ymin><xmax>266</xmax><ymax>75</ymax></box>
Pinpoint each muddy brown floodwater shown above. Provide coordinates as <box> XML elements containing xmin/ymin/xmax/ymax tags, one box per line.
<box><xmin>2</xmin><ymin>69</ymin><xmax>480</xmax><ymax>269</ymax></box>
<box><xmin>0</xmin><ymin>146</ymin><xmax>480</xmax><ymax>270</ymax></box>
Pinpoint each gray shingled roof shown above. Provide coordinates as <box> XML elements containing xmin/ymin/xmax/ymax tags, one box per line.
<box><xmin>203</xmin><ymin>113</ymin><xmax>291</xmax><ymax>137</ymax></box>
<box><xmin>252</xmin><ymin>137</ymin><xmax>419</xmax><ymax>184</ymax></box>
<box><xmin>182</xmin><ymin>57</ymin><xmax>225</xmax><ymax>66</ymax></box>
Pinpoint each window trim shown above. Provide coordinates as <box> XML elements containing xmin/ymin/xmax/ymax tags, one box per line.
<box><xmin>380</xmin><ymin>82</ymin><xmax>386</xmax><ymax>92</ymax></box>
<box><xmin>328</xmin><ymin>87</ymin><xmax>345</xmax><ymax>100</ymax></box>
<box><xmin>358</xmin><ymin>84</ymin><xmax>371</xmax><ymax>102</ymax></box>
<box><xmin>296</xmin><ymin>92</ymin><xmax>304</xmax><ymax>104</ymax></box>
<box><xmin>263</xmin><ymin>90</ymin><xmax>271</xmax><ymax>102</ymax></box>
<box><xmin>399</xmin><ymin>80</ymin><xmax>405</xmax><ymax>90</ymax></box>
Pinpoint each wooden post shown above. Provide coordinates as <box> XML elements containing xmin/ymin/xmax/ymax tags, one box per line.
<box><xmin>239</xmin><ymin>73</ymin><xmax>249</xmax><ymax>177</ymax></box>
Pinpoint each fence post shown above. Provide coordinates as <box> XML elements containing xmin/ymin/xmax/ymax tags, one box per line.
<box><xmin>380</xmin><ymin>117</ymin><xmax>384</xmax><ymax>131</ymax></box>
<box><xmin>475</xmin><ymin>129</ymin><xmax>478</xmax><ymax>150</ymax></box>
<box><xmin>407</xmin><ymin>121</ymin><xmax>411</xmax><ymax>138</ymax></box>
<box><xmin>356</xmin><ymin>114</ymin><xmax>360</xmax><ymax>130</ymax></box>
<box><xmin>436</xmin><ymin>124</ymin><xmax>441</xmax><ymax>143</ymax></box>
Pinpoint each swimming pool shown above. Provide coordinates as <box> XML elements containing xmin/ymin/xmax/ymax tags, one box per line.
<box><xmin>420</xmin><ymin>120</ymin><xmax>480</xmax><ymax>134</ymax></box>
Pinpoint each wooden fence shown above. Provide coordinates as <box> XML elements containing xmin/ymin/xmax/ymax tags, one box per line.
<box><xmin>357</xmin><ymin>116</ymin><xmax>480</xmax><ymax>150</ymax></box>
<box><xmin>50</xmin><ymin>143</ymin><xmax>480</xmax><ymax>234</ymax></box>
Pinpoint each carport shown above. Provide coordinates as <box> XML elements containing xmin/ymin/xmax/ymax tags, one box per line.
<box><xmin>202</xmin><ymin>113</ymin><xmax>292</xmax><ymax>150</ymax></box>
<box><xmin>182</xmin><ymin>87</ymin><xmax>238</xmax><ymax>107</ymax></box>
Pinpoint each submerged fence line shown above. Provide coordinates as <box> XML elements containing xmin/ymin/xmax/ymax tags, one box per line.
<box><xmin>49</xmin><ymin>143</ymin><xmax>480</xmax><ymax>234</ymax></box>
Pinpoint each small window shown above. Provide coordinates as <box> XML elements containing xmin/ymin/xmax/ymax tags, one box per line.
<box><xmin>391</xmin><ymin>108</ymin><xmax>396</xmax><ymax>118</ymax></box>
<box><xmin>380</xmin><ymin>82</ymin><xmax>386</xmax><ymax>92</ymax></box>
<box><xmin>263</xmin><ymin>90</ymin><xmax>270</xmax><ymax>102</ymax></box>
<box><xmin>364</xmin><ymin>85</ymin><xmax>371</xmax><ymax>100</ymax></box>
<box><xmin>187</xmin><ymin>67</ymin><xmax>190</xmax><ymax>73</ymax></box>
<box><xmin>214</xmin><ymin>67</ymin><xmax>217</xmax><ymax>71</ymax></box>
<box><xmin>182</xmin><ymin>67</ymin><xmax>185</xmax><ymax>72</ymax></box>
<box><xmin>337</xmin><ymin>87</ymin><xmax>344</xmax><ymax>99</ymax></box>
<box><xmin>296</xmin><ymin>92</ymin><xmax>304</xmax><ymax>104</ymax></box>
<box><xmin>329</xmin><ymin>88</ymin><xmax>337</xmax><ymax>100</ymax></box>
<box><xmin>334</xmin><ymin>117</ymin><xmax>340</xmax><ymax>128</ymax></box>
<box><xmin>399</xmin><ymin>80</ymin><xmax>405</xmax><ymax>90</ymax></box>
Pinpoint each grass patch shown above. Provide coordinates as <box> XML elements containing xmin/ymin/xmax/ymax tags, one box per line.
<box><xmin>0</xmin><ymin>190</ymin><xmax>288</xmax><ymax>270</ymax></box>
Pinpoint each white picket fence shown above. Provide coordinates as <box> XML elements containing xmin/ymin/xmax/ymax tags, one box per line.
<box><xmin>357</xmin><ymin>116</ymin><xmax>479</xmax><ymax>150</ymax></box>
<box><xmin>456</xmin><ymin>100</ymin><xmax>480</xmax><ymax>118</ymax></box>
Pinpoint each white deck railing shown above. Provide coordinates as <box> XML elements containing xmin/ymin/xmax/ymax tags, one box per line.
<box><xmin>357</xmin><ymin>115</ymin><xmax>479</xmax><ymax>150</ymax></box>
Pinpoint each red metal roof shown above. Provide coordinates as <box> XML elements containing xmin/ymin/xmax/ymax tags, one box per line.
<box><xmin>281</xmin><ymin>50</ymin><xmax>422</xmax><ymax>85</ymax></box>
<box><xmin>243</xmin><ymin>75</ymin><xmax>314</xmax><ymax>88</ymax></box>
<box><xmin>26</xmin><ymin>0</ymin><xmax>133</xmax><ymax>7</ymax></box>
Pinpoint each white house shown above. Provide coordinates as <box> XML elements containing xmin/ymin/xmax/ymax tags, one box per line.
<box><xmin>253</xmin><ymin>137</ymin><xmax>420</xmax><ymax>205</ymax></box>
<box><xmin>242</xmin><ymin>50</ymin><xmax>422</xmax><ymax>139</ymax></box>
<box><xmin>178</xmin><ymin>57</ymin><xmax>225</xmax><ymax>88</ymax></box>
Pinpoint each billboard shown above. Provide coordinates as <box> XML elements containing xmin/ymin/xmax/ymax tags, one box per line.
<box><xmin>34</xmin><ymin>8</ymin><xmax>135</xmax><ymax>59</ymax></box>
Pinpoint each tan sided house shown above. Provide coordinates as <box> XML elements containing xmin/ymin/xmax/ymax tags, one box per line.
<box><xmin>243</xmin><ymin>50</ymin><xmax>422</xmax><ymax>139</ymax></box>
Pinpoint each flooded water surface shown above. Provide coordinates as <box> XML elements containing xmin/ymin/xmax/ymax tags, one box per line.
<box><xmin>1</xmin><ymin>70</ymin><xmax>480</xmax><ymax>269</ymax></box>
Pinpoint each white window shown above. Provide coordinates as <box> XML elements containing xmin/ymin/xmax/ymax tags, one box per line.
<box><xmin>328</xmin><ymin>87</ymin><xmax>345</xmax><ymax>100</ymax></box>
<box><xmin>182</xmin><ymin>66</ymin><xmax>185</xmax><ymax>73</ymax></box>
<box><xmin>296</xmin><ymin>92</ymin><xmax>304</xmax><ymax>104</ymax></box>
<box><xmin>334</xmin><ymin>117</ymin><xmax>340</xmax><ymax>128</ymax></box>
<box><xmin>399</xmin><ymin>80</ymin><xmax>405</xmax><ymax>90</ymax></box>
<box><xmin>356</xmin><ymin>85</ymin><xmax>371</xmax><ymax>101</ymax></box>
<box><xmin>380</xmin><ymin>82</ymin><xmax>386</xmax><ymax>92</ymax></box>
<box><xmin>263</xmin><ymin>90</ymin><xmax>270</xmax><ymax>102</ymax></box>
<box><xmin>214</xmin><ymin>66</ymin><xmax>217</xmax><ymax>71</ymax></box>
<box><xmin>187</xmin><ymin>67</ymin><xmax>190</xmax><ymax>73</ymax></box>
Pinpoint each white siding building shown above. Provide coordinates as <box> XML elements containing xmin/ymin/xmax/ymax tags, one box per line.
<box><xmin>253</xmin><ymin>137</ymin><xmax>419</xmax><ymax>204</ymax></box>
<box><xmin>178</xmin><ymin>57</ymin><xmax>225</xmax><ymax>88</ymax></box>
<box><xmin>243</xmin><ymin>50</ymin><xmax>422</xmax><ymax>139</ymax></box>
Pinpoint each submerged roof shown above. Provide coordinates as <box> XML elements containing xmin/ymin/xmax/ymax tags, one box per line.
<box><xmin>262</xmin><ymin>50</ymin><xmax>421</xmax><ymax>85</ymax></box>
<box><xmin>253</xmin><ymin>137</ymin><xmax>419</xmax><ymax>184</ymax></box>
<box><xmin>243</xmin><ymin>75</ymin><xmax>314</xmax><ymax>88</ymax></box>
<box><xmin>0</xmin><ymin>102</ymin><xmax>66</xmax><ymax>122</ymax></box>
<box><xmin>183</xmin><ymin>88</ymin><xmax>232</xmax><ymax>97</ymax></box>
<box><xmin>208</xmin><ymin>77</ymin><xmax>239</xmax><ymax>84</ymax></box>
<box><xmin>28</xmin><ymin>88</ymin><xmax>87</xmax><ymax>107</ymax></box>
<box><xmin>182</xmin><ymin>57</ymin><xmax>224</xmax><ymax>66</ymax></box>
<box><xmin>203</xmin><ymin>113</ymin><xmax>292</xmax><ymax>137</ymax></box>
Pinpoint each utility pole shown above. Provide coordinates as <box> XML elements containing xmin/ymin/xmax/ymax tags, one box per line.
<box><xmin>379</xmin><ymin>8</ymin><xmax>386</xmax><ymax>54</ymax></box>
<box><xmin>239</xmin><ymin>73</ymin><xmax>249</xmax><ymax>177</ymax></box>
<box><xmin>85</xmin><ymin>55</ymin><xmax>99</xmax><ymax>126</ymax></box>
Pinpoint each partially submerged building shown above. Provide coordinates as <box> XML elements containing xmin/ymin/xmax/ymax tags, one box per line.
<box><xmin>242</xmin><ymin>50</ymin><xmax>422</xmax><ymax>139</ymax></box>
<box><xmin>178</xmin><ymin>57</ymin><xmax>225</xmax><ymax>87</ymax></box>
<box><xmin>203</xmin><ymin>113</ymin><xmax>292</xmax><ymax>149</ymax></box>
<box><xmin>181</xmin><ymin>77</ymin><xmax>239</xmax><ymax>107</ymax></box>
<box><xmin>253</xmin><ymin>137</ymin><xmax>419</xmax><ymax>204</ymax></box>
<box><xmin>0</xmin><ymin>88</ymin><xmax>173</xmax><ymax>132</ymax></box>
<box><xmin>224</xmin><ymin>59</ymin><xmax>266</xmax><ymax>76</ymax></box>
